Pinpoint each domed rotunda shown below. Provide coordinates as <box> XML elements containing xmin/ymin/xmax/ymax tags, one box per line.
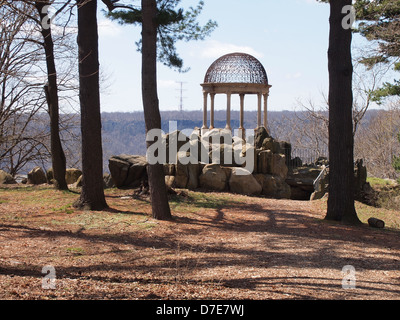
<box><xmin>200</xmin><ymin>52</ymin><xmax>272</xmax><ymax>137</ymax></box>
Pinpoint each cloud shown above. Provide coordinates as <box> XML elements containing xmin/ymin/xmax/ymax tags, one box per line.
<box><xmin>158</xmin><ymin>79</ymin><xmax>178</xmax><ymax>88</ymax></box>
<box><xmin>200</xmin><ymin>40</ymin><xmax>264</xmax><ymax>59</ymax></box>
<box><xmin>98</xmin><ymin>19</ymin><xmax>123</xmax><ymax>37</ymax></box>
<box><xmin>285</xmin><ymin>72</ymin><xmax>302</xmax><ymax>80</ymax></box>
<box><xmin>300</xmin><ymin>0</ymin><xmax>319</xmax><ymax>5</ymax></box>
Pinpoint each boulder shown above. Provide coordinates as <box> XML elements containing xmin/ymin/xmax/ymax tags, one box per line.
<box><xmin>289</xmin><ymin>157</ymin><xmax>303</xmax><ymax>168</ymax></box>
<box><xmin>46</xmin><ymin>168</ymin><xmax>54</xmax><ymax>183</ymax></box>
<box><xmin>274</xmin><ymin>176</ymin><xmax>292</xmax><ymax>199</ymax></box>
<box><xmin>0</xmin><ymin>170</ymin><xmax>16</xmax><ymax>184</ymax></box>
<box><xmin>163</xmin><ymin>163</ymin><xmax>175</xmax><ymax>176</ymax></box>
<box><xmin>271</xmin><ymin>154</ymin><xmax>288</xmax><ymax>179</ymax></box>
<box><xmin>261</xmin><ymin>137</ymin><xmax>275</xmax><ymax>152</ymax></box>
<box><xmin>163</xmin><ymin>130</ymin><xmax>190</xmax><ymax>163</ymax></box>
<box><xmin>257</xmin><ymin>150</ymin><xmax>273</xmax><ymax>174</ymax></box>
<box><xmin>108</xmin><ymin>154</ymin><xmax>147</xmax><ymax>188</ymax></box>
<box><xmin>255</xmin><ymin>174</ymin><xmax>291</xmax><ymax>199</ymax></box>
<box><xmin>209</xmin><ymin>143</ymin><xmax>237</xmax><ymax>166</ymax></box>
<box><xmin>27</xmin><ymin>167</ymin><xmax>47</xmax><ymax>185</ymax></box>
<box><xmin>187</xmin><ymin>163</ymin><xmax>200</xmax><ymax>190</ymax></box>
<box><xmin>65</xmin><ymin>168</ymin><xmax>82</xmax><ymax>185</ymax></box>
<box><xmin>229</xmin><ymin>168</ymin><xmax>262</xmax><ymax>196</ymax></box>
<box><xmin>175</xmin><ymin>162</ymin><xmax>189</xmax><ymax>188</ymax></box>
<box><xmin>254</xmin><ymin>126</ymin><xmax>269</xmax><ymax>149</ymax></box>
<box><xmin>165</xmin><ymin>175</ymin><xmax>176</xmax><ymax>189</ymax></box>
<box><xmin>286</xmin><ymin>166</ymin><xmax>325</xmax><ymax>200</ymax></box>
<box><xmin>260</xmin><ymin>137</ymin><xmax>280</xmax><ymax>153</ymax></box>
<box><xmin>103</xmin><ymin>173</ymin><xmax>115</xmax><ymax>189</ymax></box>
<box><xmin>199</xmin><ymin>164</ymin><xmax>228</xmax><ymax>191</ymax></box>
<box><xmin>354</xmin><ymin>159</ymin><xmax>367</xmax><ymax>196</ymax></box>
<box><xmin>46</xmin><ymin>168</ymin><xmax>82</xmax><ymax>185</ymax></box>
<box><xmin>315</xmin><ymin>157</ymin><xmax>329</xmax><ymax>166</ymax></box>
<box><xmin>73</xmin><ymin>175</ymin><xmax>83</xmax><ymax>188</ymax></box>
<box><xmin>255</xmin><ymin>174</ymin><xmax>276</xmax><ymax>196</ymax></box>
<box><xmin>191</xmin><ymin>134</ymin><xmax>210</xmax><ymax>164</ymax></box>
<box><xmin>202</xmin><ymin>128</ymin><xmax>233</xmax><ymax>147</ymax></box>
<box><xmin>286</xmin><ymin>167</ymin><xmax>321</xmax><ymax>189</ymax></box>
<box><xmin>279</xmin><ymin>141</ymin><xmax>292</xmax><ymax>166</ymax></box>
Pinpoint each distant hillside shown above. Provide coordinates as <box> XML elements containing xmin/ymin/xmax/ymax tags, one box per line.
<box><xmin>4</xmin><ymin>109</ymin><xmax>384</xmax><ymax>175</ymax></box>
<box><xmin>101</xmin><ymin>109</ymin><xmax>381</xmax><ymax>156</ymax></box>
<box><xmin>101</xmin><ymin>110</ymin><xmax>283</xmax><ymax>160</ymax></box>
<box><xmin>99</xmin><ymin>109</ymin><xmax>382</xmax><ymax>172</ymax></box>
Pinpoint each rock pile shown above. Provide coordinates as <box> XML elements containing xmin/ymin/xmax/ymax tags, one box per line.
<box><xmin>108</xmin><ymin>128</ymin><xmax>293</xmax><ymax>198</ymax></box>
<box><xmin>0</xmin><ymin>170</ymin><xmax>17</xmax><ymax>184</ymax></box>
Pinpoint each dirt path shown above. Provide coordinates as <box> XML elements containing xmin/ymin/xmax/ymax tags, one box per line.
<box><xmin>0</xmin><ymin>188</ymin><xmax>399</xmax><ymax>300</ymax></box>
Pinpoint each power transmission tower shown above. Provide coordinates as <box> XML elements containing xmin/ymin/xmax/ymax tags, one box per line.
<box><xmin>176</xmin><ymin>81</ymin><xmax>187</xmax><ymax>112</ymax></box>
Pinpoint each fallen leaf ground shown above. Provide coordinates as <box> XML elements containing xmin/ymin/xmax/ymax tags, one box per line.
<box><xmin>0</xmin><ymin>185</ymin><xmax>399</xmax><ymax>300</ymax></box>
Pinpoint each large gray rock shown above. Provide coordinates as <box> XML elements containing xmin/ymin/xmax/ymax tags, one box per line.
<box><xmin>261</xmin><ymin>137</ymin><xmax>280</xmax><ymax>153</ymax></box>
<box><xmin>271</xmin><ymin>154</ymin><xmax>288</xmax><ymax>179</ymax></box>
<box><xmin>165</xmin><ymin>175</ymin><xmax>176</xmax><ymax>189</ymax></box>
<box><xmin>27</xmin><ymin>167</ymin><xmax>47</xmax><ymax>185</ymax></box>
<box><xmin>199</xmin><ymin>164</ymin><xmax>228</xmax><ymax>191</ymax></box>
<box><xmin>258</xmin><ymin>150</ymin><xmax>273</xmax><ymax>174</ymax></box>
<box><xmin>163</xmin><ymin>163</ymin><xmax>175</xmax><ymax>176</ymax></box>
<box><xmin>201</xmin><ymin>128</ymin><xmax>233</xmax><ymax>147</ymax></box>
<box><xmin>47</xmin><ymin>168</ymin><xmax>82</xmax><ymax>185</ymax></box>
<box><xmin>255</xmin><ymin>174</ymin><xmax>291</xmax><ymax>199</ymax></box>
<box><xmin>254</xmin><ymin>126</ymin><xmax>270</xmax><ymax>149</ymax></box>
<box><xmin>229</xmin><ymin>168</ymin><xmax>262</xmax><ymax>196</ymax></box>
<box><xmin>0</xmin><ymin>170</ymin><xmax>16</xmax><ymax>184</ymax></box>
<box><xmin>46</xmin><ymin>168</ymin><xmax>54</xmax><ymax>183</ymax></box>
<box><xmin>103</xmin><ymin>173</ymin><xmax>115</xmax><ymax>189</ymax></box>
<box><xmin>209</xmin><ymin>143</ymin><xmax>237</xmax><ymax>166</ymax></box>
<box><xmin>65</xmin><ymin>168</ymin><xmax>82</xmax><ymax>185</ymax></box>
<box><xmin>175</xmin><ymin>162</ymin><xmax>189</xmax><ymax>188</ymax></box>
<box><xmin>73</xmin><ymin>175</ymin><xmax>83</xmax><ymax>188</ymax></box>
<box><xmin>163</xmin><ymin>130</ymin><xmax>190</xmax><ymax>163</ymax></box>
<box><xmin>108</xmin><ymin>154</ymin><xmax>147</xmax><ymax>188</ymax></box>
<box><xmin>187</xmin><ymin>163</ymin><xmax>200</xmax><ymax>190</ymax></box>
<box><xmin>286</xmin><ymin>166</ymin><xmax>322</xmax><ymax>200</ymax></box>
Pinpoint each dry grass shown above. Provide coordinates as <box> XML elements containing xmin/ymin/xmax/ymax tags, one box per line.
<box><xmin>0</xmin><ymin>184</ymin><xmax>399</xmax><ymax>300</ymax></box>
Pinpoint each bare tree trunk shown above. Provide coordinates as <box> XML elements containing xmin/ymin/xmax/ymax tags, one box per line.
<box><xmin>35</xmin><ymin>1</ymin><xmax>68</xmax><ymax>191</ymax></box>
<box><xmin>141</xmin><ymin>0</ymin><xmax>172</xmax><ymax>220</ymax></box>
<box><xmin>325</xmin><ymin>0</ymin><xmax>361</xmax><ymax>225</ymax></box>
<box><xmin>74</xmin><ymin>0</ymin><xmax>108</xmax><ymax>210</ymax></box>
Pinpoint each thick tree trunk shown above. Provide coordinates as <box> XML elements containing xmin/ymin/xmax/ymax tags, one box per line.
<box><xmin>74</xmin><ymin>0</ymin><xmax>108</xmax><ymax>210</ymax></box>
<box><xmin>35</xmin><ymin>1</ymin><xmax>68</xmax><ymax>191</ymax></box>
<box><xmin>141</xmin><ymin>0</ymin><xmax>172</xmax><ymax>220</ymax></box>
<box><xmin>325</xmin><ymin>0</ymin><xmax>361</xmax><ymax>225</ymax></box>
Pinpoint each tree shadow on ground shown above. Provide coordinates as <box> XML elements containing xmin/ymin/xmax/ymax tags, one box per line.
<box><xmin>1</xmin><ymin>195</ymin><xmax>400</xmax><ymax>299</ymax></box>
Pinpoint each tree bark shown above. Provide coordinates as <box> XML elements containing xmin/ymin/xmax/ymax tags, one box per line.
<box><xmin>325</xmin><ymin>0</ymin><xmax>361</xmax><ymax>225</ymax></box>
<box><xmin>74</xmin><ymin>0</ymin><xmax>108</xmax><ymax>210</ymax></box>
<box><xmin>35</xmin><ymin>1</ymin><xmax>68</xmax><ymax>191</ymax></box>
<box><xmin>141</xmin><ymin>0</ymin><xmax>172</xmax><ymax>220</ymax></box>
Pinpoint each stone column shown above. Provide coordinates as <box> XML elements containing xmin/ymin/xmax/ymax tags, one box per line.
<box><xmin>263</xmin><ymin>92</ymin><xmax>269</xmax><ymax>129</ymax></box>
<box><xmin>239</xmin><ymin>93</ymin><xmax>245</xmax><ymax>140</ymax></box>
<box><xmin>257</xmin><ymin>93</ymin><xmax>262</xmax><ymax>128</ymax></box>
<box><xmin>239</xmin><ymin>94</ymin><xmax>245</xmax><ymax>129</ymax></box>
<box><xmin>202</xmin><ymin>91</ymin><xmax>208</xmax><ymax>129</ymax></box>
<box><xmin>210</xmin><ymin>93</ymin><xmax>215</xmax><ymax>129</ymax></box>
<box><xmin>226</xmin><ymin>92</ymin><xmax>231</xmax><ymax>130</ymax></box>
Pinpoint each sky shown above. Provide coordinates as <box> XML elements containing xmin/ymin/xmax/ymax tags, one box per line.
<box><xmin>95</xmin><ymin>0</ymin><xmax>350</xmax><ymax>113</ymax></box>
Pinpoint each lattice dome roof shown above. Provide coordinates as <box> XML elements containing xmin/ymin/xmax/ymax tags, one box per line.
<box><xmin>204</xmin><ymin>53</ymin><xmax>268</xmax><ymax>85</ymax></box>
